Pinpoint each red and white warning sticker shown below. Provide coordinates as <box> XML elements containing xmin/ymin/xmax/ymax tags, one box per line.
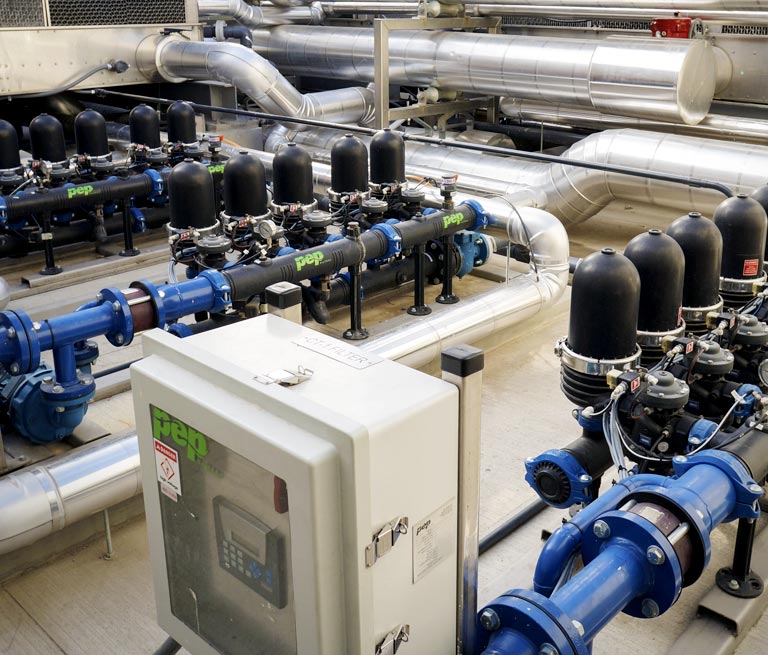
<box><xmin>154</xmin><ymin>439</ymin><xmax>182</xmax><ymax>499</ymax></box>
<box><xmin>744</xmin><ymin>258</ymin><xmax>760</xmax><ymax>276</ymax></box>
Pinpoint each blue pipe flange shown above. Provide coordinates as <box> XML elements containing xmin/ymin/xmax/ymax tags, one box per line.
<box><xmin>3</xmin><ymin>366</ymin><xmax>93</xmax><ymax>443</ymax></box>
<box><xmin>370</xmin><ymin>223</ymin><xmax>403</xmax><ymax>262</ymax></box>
<box><xmin>460</xmin><ymin>199</ymin><xmax>489</xmax><ymax>231</ymax></box>
<box><xmin>144</xmin><ymin>168</ymin><xmax>164</xmax><ymax>200</ymax></box>
<box><xmin>198</xmin><ymin>269</ymin><xmax>232</xmax><ymax>314</ymax></box>
<box><xmin>672</xmin><ymin>451</ymin><xmax>763</xmax><ymax>521</ymax></box>
<box><xmin>73</xmin><ymin>340</ymin><xmax>100</xmax><ymax>371</ymax></box>
<box><xmin>0</xmin><ymin>310</ymin><xmax>40</xmax><ymax>375</ymax></box>
<box><xmin>580</xmin><ymin>510</ymin><xmax>684</xmax><ymax>618</ymax></box>
<box><xmin>477</xmin><ymin>590</ymin><xmax>589</xmax><ymax>655</ymax></box>
<box><xmin>525</xmin><ymin>449</ymin><xmax>593</xmax><ymax>509</ymax></box>
<box><xmin>98</xmin><ymin>287</ymin><xmax>135</xmax><ymax>347</ymax></box>
<box><xmin>576</xmin><ymin>410</ymin><xmax>603</xmax><ymax>433</ymax></box>
<box><xmin>130</xmin><ymin>280</ymin><xmax>167</xmax><ymax>329</ymax></box>
<box><xmin>454</xmin><ymin>231</ymin><xmax>493</xmax><ymax>278</ymax></box>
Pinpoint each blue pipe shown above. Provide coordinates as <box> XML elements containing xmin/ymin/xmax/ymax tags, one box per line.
<box><xmin>478</xmin><ymin>450</ymin><xmax>763</xmax><ymax>655</ymax></box>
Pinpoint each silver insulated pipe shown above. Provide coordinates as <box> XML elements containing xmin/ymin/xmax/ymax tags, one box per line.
<box><xmin>138</xmin><ymin>35</ymin><xmax>374</xmax><ymax>125</ymax></box>
<box><xmin>251</xmin><ymin>25</ymin><xmax>717</xmax><ymax>124</ymax></box>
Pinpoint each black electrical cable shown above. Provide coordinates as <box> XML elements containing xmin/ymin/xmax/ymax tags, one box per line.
<box><xmin>81</xmin><ymin>88</ymin><xmax>735</xmax><ymax>199</ymax></box>
<box><xmin>11</xmin><ymin>61</ymin><xmax>129</xmax><ymax>99</ymax></box>
<box><xmin>479</xmin><ymin>498</ymin><xmax>549</xmax><ymax>555</ymax></box>
<box><xmin>92</xmin><ymin>359</ymin><xmax>141</xmax><ymax>379</ymax></box>
<box><xmin>152</xmin><ymin>637</ymin><xmax>181</xmax><ymax>655</ymax></box>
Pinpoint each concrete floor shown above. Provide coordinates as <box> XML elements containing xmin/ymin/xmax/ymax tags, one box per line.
<box><xmin>1</xmin><ymin>201</ymin><xmax>768</xmax><ymax>654</ymax></box>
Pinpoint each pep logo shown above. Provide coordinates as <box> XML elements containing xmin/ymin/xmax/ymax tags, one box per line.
<box><xmin>442</xmin><ymin>212</ymin><xmax>464</xmax><ymax>229</ymax></box>
<box><xmin>67</xmin><ymin>184</ymin><xmax>94</xmax><ymax>200</ymax></box>
<box><xmin>416</xmin><ymin>520</ymin><xmax>431</xmax><ymax>536</ymax></box>
<box><xmin>207</xmin><ymin>164</ymin><xmax>225</xmax><ymax>175</ymax></box>
<box><xmin>152</xmin><ymin>405</ymin><xmax>208</xmax><ymax>462</ymax></box>
<box><xmin>295</xmin><ymin>251</ymin><xmax>326</xmax><ymax>272</ymax></box>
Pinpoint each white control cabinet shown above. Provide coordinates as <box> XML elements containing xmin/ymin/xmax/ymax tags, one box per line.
<box><xmin>133</xmin><ymin>315</ymin><xmax>459</xmax><ymax>655</ymax></box>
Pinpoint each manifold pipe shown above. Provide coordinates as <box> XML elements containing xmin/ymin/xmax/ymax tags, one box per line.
<box><xmin>360</xmin><ymin>200</ymin><xmax>570</xmax><ymax>368</ymax></box>
<box><xmin>271</xmin><ymin>125</ymin><xmax>768</xmax><ymax>225</ymax></box>
<box><xmin>0</xmin><ymin>431</ymin><xmax>141</xmax><ymax>555</ymax></box>
<box><xmin>0</xmin><ymin>200</ymin><xmax>566</xmax><ymax>555</ymax></box>
<box><xmin>197</xmin><ymin>0</ymin><xmax>324</xmax><ymax>26</ymax></box>
<box><xmin>500</xmin><ymin>98</ymin><xmax>768</xmax><ymax>146</ymax></box>
<box><xmin>137</xmin><ymin>35</ymin><xmax>374</xmax><ymax>126</ymax></box>
<box><xmin>251</xmin><ymin>25</ymin><xmax>717</xmax><ymax>124</ymax></box>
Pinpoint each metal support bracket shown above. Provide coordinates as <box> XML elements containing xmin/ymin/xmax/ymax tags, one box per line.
<box><xmin>365</xmin><ymin>516</ymin><xmax>409</xmax><ymax>567</ymax></box>
<box><xmin>375</xmin><ymin>624</ymin><xmax>410</xmax><ymax>655</ymax></box>
<box><xmin>373</xmin><ymin>16</ymin><xmax>501</xmax><ymax>129</ymax></box>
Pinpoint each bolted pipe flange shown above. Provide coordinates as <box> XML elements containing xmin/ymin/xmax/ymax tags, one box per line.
<box><xmin>479</xmin><ymin>608</ymin><xmax>500</xmax><ymax>632</ymax></box>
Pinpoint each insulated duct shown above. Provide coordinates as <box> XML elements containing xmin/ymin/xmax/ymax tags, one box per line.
<box><xmin>197</xmin><ymin>0</ymin><xmax>323</xmax><ymax>25</ymax></box>
<box><xmin>467</xmin><ymin>0</ymin><xmax>768</xmax><ymax>8</ymax></box>
<box><xmin>274</xmin><ymin>127</ymin><xmax>768</xmax><ymax>225</ymax></box>
<box><xmin>500</xmin><ymin>99</ymin><xmax>768</xmax><ymax>145</ymax></box>
<box><xmin>138</xmin><ymin>35</ymin><xmax>374</xmax><ymax>125</ymax></box>
<box><xmin>0</xmin><ymin>202</ymin><xmax>567</xmax><ymax>555</ymax></box>
<box><xmin>251</xmin><ymin>25</ymin><xmax>717</xmax><ymax>124</ymax></box>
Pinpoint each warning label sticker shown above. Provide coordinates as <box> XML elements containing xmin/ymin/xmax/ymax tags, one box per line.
<box><xmin>154</xmin><ymin>439</ymin><xmax>181</xmax><ymax>499</ymax></box>
<box><xmin>744</xmin><ymin>258</ymin><xmax>760</xmax><ymax>276</ymax></box>
<box><xmin>412</xmin><ymin>499</ymin><xmax>455</xmax><ymax>583</ymax></box>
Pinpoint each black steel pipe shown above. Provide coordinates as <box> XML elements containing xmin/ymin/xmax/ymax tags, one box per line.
<box><xmin>84</xmin><ymin>89</ymin><xmax>735</xmax><ymax>199</ymax></box>
<box><xmin>479</xmin><ymin>499</ymin><xmax>548</xmax><ymax>555</ymax></box>
<box><xmin>225</xmin><ymin>204</ymin><xmax>476</xmax><ymax>301</ymax></box>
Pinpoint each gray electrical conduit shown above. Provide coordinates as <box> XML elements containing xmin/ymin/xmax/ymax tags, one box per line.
<box><xmin>140</xmin><ymin>35</ymin><xmax>374</xmax><ymax>126</ymax></box>
<box><xmin>250</xmin><ymin>24</ymin><xmax>718</xmax><ymax>124</ymax></box>
<box><xmin>0</xmin><ymin>198</ymin><xmax>567</xmax><ymax>555</ymax></box>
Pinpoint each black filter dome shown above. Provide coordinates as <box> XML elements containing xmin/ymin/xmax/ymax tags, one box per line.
<box><xmin>29</xmin><ymin>113</ymin><xmax>67</xmax><ymax>163</ymax></box>
<box><xmin>331</xmin><ymin>133</ymin><xmax>368</xmax><ymax>193</ymax></box>
<box><xmin>129</xmin><ymin>104</ymin><xmax>161</xmax><ymax>149</ymax></box>
<box><xmin>624</xmin><ymin>229</ymin><xmax>684</xmax><ymax>333</ymax></box>
<box><xmin>751</xmin><ymin>184</ymin><xmax>768</xmax><ymax>260</ymax></box>
<box><xmin>568</xmin><ymin>248</ymin><xmax>640</xmax><ymax>360</ymax></box>
<box><xmin>167</xmin><ymin>101</ymin><xmax>197</xmax><ymax>145</ymax></box>
<box><xmin>272</xmin><ymin>142</ymin><xmax>313</xmax><ymax>205</ymax></box>
<box><xmin>667</xmin><ymin>212</ymin><xmax>722</xmax><ymax>309</ymax></box>
<box><xmin>223</xmin><ymin>152</ymin><xmax>268</xmax><ymax>217</ymax></box>
<box><xmin>0</xmin><ymin>120</ymin><xmax>21</xmax><ymax>170</ymax></box>
<box><xmin>370</xmin><ymin>128</ymin><xmax>405</xmax><ymax>185</ymax></box>
<box><xmin>74</xmin><ymin>109</ymin><xmax>109</xmax><ymax>158</ymax></box>
<box><xmin>168</xmin><ymin>160</ymin><xmax>217</xmax><ymax>230</ymax></box>
<box><xmin>714</xmin><ymin>194</ymin><xmax>767</xmax><ymax>280</ymax></box>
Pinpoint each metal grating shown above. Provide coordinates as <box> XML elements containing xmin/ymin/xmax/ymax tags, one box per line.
<box><xmin>501</xmin><ymin>16</ymin><xmax>652</xmax><ymax>31</ymax></box>
<box><xmin>0</xmin><ymin>0</ymin><xmax>45</xmax><ymax>28</ymax></box>
<box><xmin>721</xmin><ymin>24</ymin><xmax>768</xmax><ymax>36</ymax></box>
<box><xmin>48</xmin><ymin>0</ymin><xmax>187</xmax><ymax>26</ymax></box>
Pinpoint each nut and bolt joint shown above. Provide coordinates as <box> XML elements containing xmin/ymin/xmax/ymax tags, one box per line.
<box><xmin>593</xmin><ymin>520</ymin><xmax>611</xmax><ymax>539</ymax></box>
<box><xmin>641</xmin><ymin>598</ymin><xmax>660</xmax><ymax>618</ymax></box>
<box><xmin>479</xmin><ymin>608</ymin><xmax>501</xmax><ymax>632</ymax></box>
<box><xmin>646</xmin><ymin>546</ymin><xmax>666</xmax><ymax>566</ymax></box>
<box><xmin>539</xmin><ymin>644</ymin><xmax>559</xmax><ymax>655</ymax></box>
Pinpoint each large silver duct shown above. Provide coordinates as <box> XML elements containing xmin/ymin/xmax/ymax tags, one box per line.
<box><xmin>500</xmin><ymin>98</ymin><xmax>768</xmax><ymax>145</ymax></box>
<box><xmin>138</xmin><ymin>35</ymin><xmax>374</xmax><ymax>125</ymax></box>
<box><xmin>0</xmin><ymin>201</ymin><xmax>566</xmax><ymax>555</ymax></box>
<box><xmin>0</xmin><ymin>431</ymin><xmax>141</xmax><ymax>555</ymax></box>
<box><xmin>274</xmin><ymin>126</ymin><xmax>768</xmax><ymax>225</ymax></box>
<box><xmin>467</xmin><ymin>0</ymin><xmax>768</xmax><ymax>8</ymax></box>
<box><xmin>251</xmin><ymin>25</ymin><xmax>717</xmax><ymax>124</ymax></box>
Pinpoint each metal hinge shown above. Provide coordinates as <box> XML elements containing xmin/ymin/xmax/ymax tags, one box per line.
<box><xmin>365</xmin><ymin>516</ymin><xmax>409</xmax><ymax>567</ymax></box>
<box><xmin>375</xmin><ymin>624</ymin><xmax>410</xmax><ymax>655</ymax></box>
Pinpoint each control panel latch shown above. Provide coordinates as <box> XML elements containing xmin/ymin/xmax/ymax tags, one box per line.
<box><xmin>375</xmin><ymin>624</ymin><xmax>410</xmax><ymax>655</ymax></box>
<box><xmin>365</xmin><ymin>516</ymin><xmax>408</xmax><ymax>567</ymax></box>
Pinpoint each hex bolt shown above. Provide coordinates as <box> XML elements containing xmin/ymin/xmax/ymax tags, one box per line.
<box><xmin>593</xmin><ymin>520</ymin><xmax>611</xmax><ymax>539</ymax></box>
<box><xmin>641</xmin><ymin>599</ymin><xmax>660</xmax><ymax>618</ymax></box>
<box><xmin>479</xmin><ymin>608</ymin><xmax>500</xmax><ymax>632</ymax></box>
<box><xmin>6</xmin><ymin>327</ymin><xmax>15</xmax><ymax>339</ymax></box>
<box><xmin>115</xmin><ymin>334</ymin><xmax>125</xmax><ymax>345</ymax></box>
<box><xmin>647</xmin><ymin>546</ymin><xmax>665</xmax><ymax>566</ymax></box>
<box><xmin>9</xmin><ymin>363</ymin><xmax>19</xmax><ymax>374</ymax></box>
<box><xmin>539</xmin><ymin>644</ymin><xmax>559</xmax><ymax>655</ymax></box>
<box><xmin>33</xmin><ymin>322</ymin><xmax>42</xmax><ymax>331</ymax></box>
<box><xmin>749</xmin><ymin>483</ymin><xmax>763</xmax><ymax>494</ymax></box>
<box><xmin>43</xmin><ymin>376</ymin><xmax>54</xmax><ymax>385</ymax></box>
<box><xmin>579</xmin><ymin>474</ymin><xmax>591</xmax><ymax>484</ymax></box>
<box><xmin>55</xmin><ymin>406</ymin><xmax>65</xmax><ymax>413</ymax></box>
<box><xmin>571</xmin><ymin>620</ymin><xmax>585</xmax><ymax>636</ymax></box>
<box><xmin>112</xmin><ymin>301</ymin><xmax>121</xmax><ymax>312</ymax></box>
<box><xmin>728</xmin><ymin>579</ymin><xmax>740</xmax><ymax>591</ymax></box>
<box><xmin>52</xmin><ymin>385</ymin><xmax>63</xmax><ymax>394</ymax></box>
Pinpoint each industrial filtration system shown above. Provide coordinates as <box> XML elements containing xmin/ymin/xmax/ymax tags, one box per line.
<box><xmin>1</xmin><ymin>1</ymin><xmax>768</xmax><ymax>654</ymax></box>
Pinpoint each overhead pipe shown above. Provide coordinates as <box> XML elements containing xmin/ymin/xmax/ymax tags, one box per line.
<box><xmin>468</xmin><ymin>0</ymin><xmax>768</xmax><ymax>9</ymax></box>
<box><xmin>251</xmin><ymin>25</ymin><xmax>717</xmax><ymax>124</ymax></box>
<box><xmin>197</xmin><ymin>0</ymin><xmax>324</xmax><ymax>25</ymax></box>
<box><xmin>500</xmin><ymin>99</ymin><xmax>768</xmax><ymax>146</ymax></box>
<box><xmin>137</xmin><ymin>35</ymin><xmax>374</xmax><ymax>127</ymax></box>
